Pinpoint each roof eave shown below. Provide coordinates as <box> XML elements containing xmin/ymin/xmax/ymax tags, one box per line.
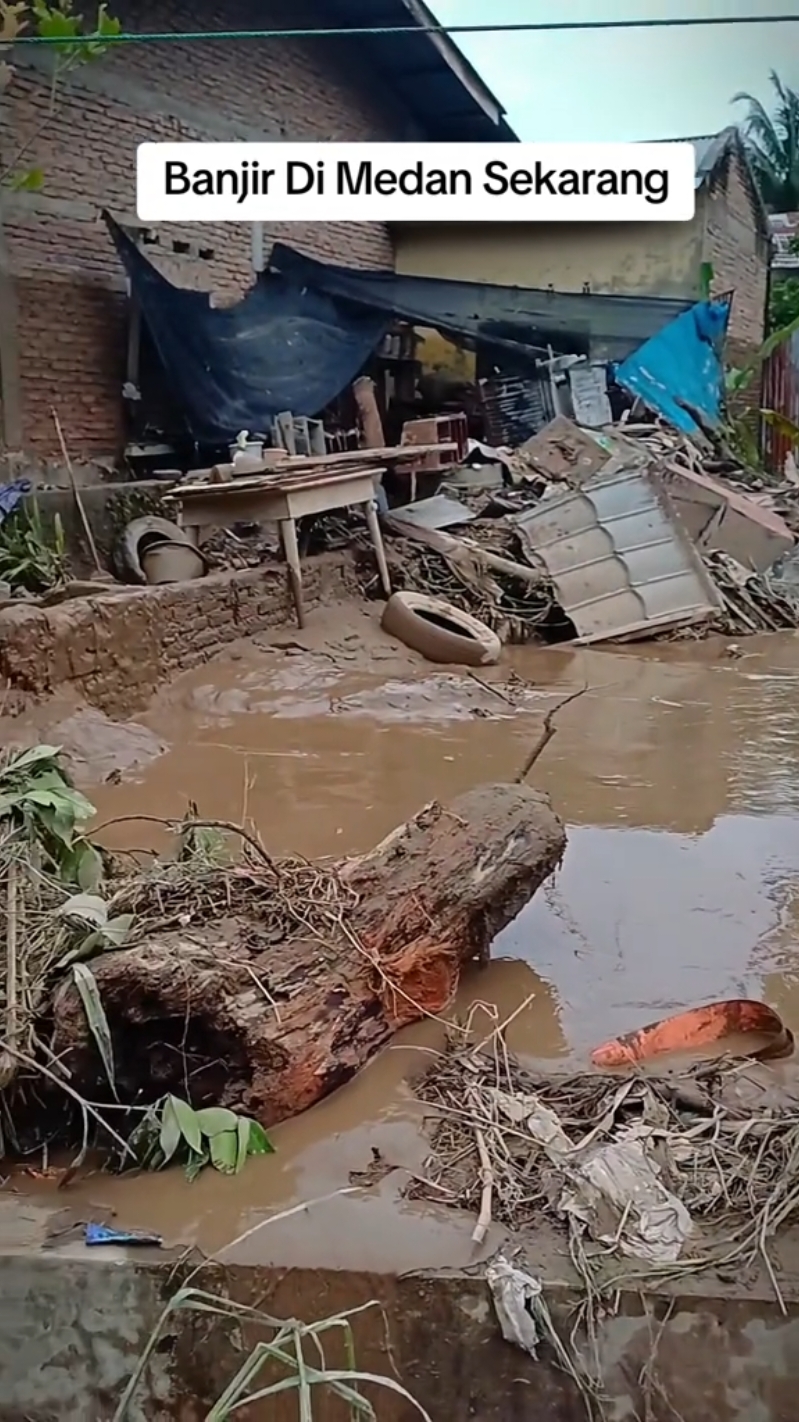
<box><xmin>397</xmin><ymin>0</ymin><xmax>517</xmax><ymax>139</ymax></box>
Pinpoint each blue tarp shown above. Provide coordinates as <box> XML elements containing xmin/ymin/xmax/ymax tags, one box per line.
<box><xmin>615</xmin><ymin>298</ymin><xmax>732</xmax><ymax>434</ymax></box>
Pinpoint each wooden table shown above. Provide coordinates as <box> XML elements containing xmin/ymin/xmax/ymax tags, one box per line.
<box><xmin>167</xmin><ymin>465</ymin><xmax>392</xmax><ymax>629</ymax></box>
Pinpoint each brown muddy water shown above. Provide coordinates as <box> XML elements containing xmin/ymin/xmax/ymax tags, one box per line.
<box><xmin>7</xmin><ymin>607</ymin><xmax>799</xmax><ymax>1270</ymax></box>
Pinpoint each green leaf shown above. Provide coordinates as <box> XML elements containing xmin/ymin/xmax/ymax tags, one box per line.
<box><xmin>159</xmin><ymin>1096</ymin><xmax>183</xmax><ymax>1164</ymax></box>
<box><xmin>235</xmin><ymin>1115</ymin><xmax>251</xmax><ymax>1173</ymax></box>
<box><xmin>36</xmin><ymin>801</ymin><xmax>76</xmax><ymax>843</ymax></box>
<box><xmin>169</xmin><ymin>1096</ymin><xmax>202</xmax><ymax>1154</ymax></box>
<box><xmin>208</xmin><ymin>1129</ymin><xmax>239</xmax><ymax>1175</ymax></box>
<box><xmin>246</xmin><ymin>1120</ymin><xmax>274</xmax><ymax>1157</ymax></box>
<box><xmin>72</xmin><ymin>962</ymin><xmax>117</xmax><ymax>1099</ymax></box>
<box><xmin>127</xmin><ymin>1104</ymin><xmax>162</xmax><ymax>1169</ymax></box>
<box><xmin>25</xmin><ymin>787</ymin><xmax>95</xmax><ymax>824</ymax></box>
<box><xmin>57</xmin><ymin>892</ymin><xmax>108</xmax><ymax>927</ymax></box>
<box><xmin>9</xmin><ymin>166</ymin><xmax>44</xmax><ymax>192</ymax></box>
<box><xmin>76</xmin><ymin>842</ymin><xmax>104</xmax><ymax>892</ymax></box>
<box><xmin>195</xmin><ymin>1106</ymin><xmax>240</xmax><ymax>1138</ymax></box>
<box><xmin>185</xmin><ymin>1147</ymin><xmax>209</xmax><ymax>1183</ymax></box>
<box><xmin>1</xmin><ymin>744</ymin><xmax>63</xmax><ymax>774</ymax></box>
<box><xmin>55</xmin><ymin>930</ymin><xmax>103</xmax><ymax>969</ymax></box>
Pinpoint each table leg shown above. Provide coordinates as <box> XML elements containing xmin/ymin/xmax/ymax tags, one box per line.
<box><xmin>280</xmin><ymin>516</ymin><xmax>305</xmax><ymax>629</ymax></box>
<box><xmin>365</xmin><ymin>499</ymin><xmax>392</xmax><ymax>598</ymax></box>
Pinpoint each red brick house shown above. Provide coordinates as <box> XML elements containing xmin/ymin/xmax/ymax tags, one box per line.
<box><xmin>0</xmin><ymin>0</ymin><xmax>514</xmax><ymax>459</ymax></box>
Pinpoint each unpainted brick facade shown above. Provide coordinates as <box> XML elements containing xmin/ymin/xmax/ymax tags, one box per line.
<box><xmin>701</xmin><ymin>147</ymin><xmax>770</xmax><ymax>369</ymax></box>
<box><xmin>0</xmin><ymin>0</ymin><xmax>421</xmax><ymax>457</ymax></box>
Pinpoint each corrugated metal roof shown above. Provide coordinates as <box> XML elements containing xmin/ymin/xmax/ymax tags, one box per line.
<box><xmin>321</xmin><ymin>0</ymin><xmax>518</xmax><ymax>142</ymax></box>
<box><xmin>662</xmin><ymin>128</ymin><xmax>738</xmax><ymax>189</ymax></box>
<box><xmin>662</xmin><ymin>127</ymin><xmax>769</xmax><ymax>236</ymax></box>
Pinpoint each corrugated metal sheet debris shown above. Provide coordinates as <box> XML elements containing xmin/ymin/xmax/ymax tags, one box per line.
<box><xmin>513</xmin><ymin>466</ymin><xmax>723</xmax><ymax>644</ymax></box>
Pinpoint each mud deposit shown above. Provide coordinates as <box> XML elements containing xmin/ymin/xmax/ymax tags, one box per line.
<box><xmin>6</xmin><ymin>606</ymin><xmax>799</xmax><ymax>1271</ymax></box>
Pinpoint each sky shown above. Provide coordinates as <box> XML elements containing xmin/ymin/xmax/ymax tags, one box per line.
<box><xmin>428</xmin><ymin>0</ymin><xmax>799</xmax><ymax>142</ymax></box>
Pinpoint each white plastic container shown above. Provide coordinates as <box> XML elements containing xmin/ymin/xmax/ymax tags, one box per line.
<box><xmin>229</xmin><ymin>440</ymin><xmax>264</xmax><ymax>473</ymax></box>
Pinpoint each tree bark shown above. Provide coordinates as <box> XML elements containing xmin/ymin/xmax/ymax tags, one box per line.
<box><xmin>50</xmin><ymin>784</ymin><xmax>566</xmax><ymax>1128</ymax></box>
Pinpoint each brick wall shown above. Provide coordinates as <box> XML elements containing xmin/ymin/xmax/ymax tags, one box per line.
<box><xmin>701</xmin><ymin>148</ymin><xmax>769</xmax><ymax>368</ymax></box>
<box><xmin>1</xmin><ymin>0</ymin><xmax>419</xmax><ymax>457</ymax></box>
<box><xmin>0</xmin><ymin>552</ymin><xmax>358</xmax><ymax>715</ymax></box>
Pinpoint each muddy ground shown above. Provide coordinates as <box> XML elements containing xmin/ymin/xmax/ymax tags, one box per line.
<box><xmin>3</xmin><ymin>600</ymin><xmax>799</xmax><ymax>1274</ymax></box>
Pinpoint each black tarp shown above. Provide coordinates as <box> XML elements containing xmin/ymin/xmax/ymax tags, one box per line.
<box><xmin>268</xmin><ymin>244</ymin><xmax>693</xmax><ymax>364</ymax></box>
<box><xmin>108</xmin><ymin>218</ymin><xmax>388</xmax><ymax>445</ymax></box>
<box><xmin>108</xmin><ymin>215</ymin><xmax>693</xmax><ymax>446</ymax></box>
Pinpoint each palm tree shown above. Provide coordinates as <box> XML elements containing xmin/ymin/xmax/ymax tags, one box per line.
<box><xmin>732</xmin><ymin>70</ymin><xmax>799</xmax><ymax>212</ymax></box>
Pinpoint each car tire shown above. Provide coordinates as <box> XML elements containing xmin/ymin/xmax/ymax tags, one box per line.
<box><xmin>112</xmin><ymin>516</ymin><xmax>194</xmax><ymax>584</ymax></box>
<box><xmin>381</xmin><ymin>591</ymin><xmax>501</xmax><ymax>667</ymax></box>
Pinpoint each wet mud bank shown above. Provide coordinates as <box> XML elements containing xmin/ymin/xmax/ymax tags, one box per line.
<box><xmin>0</xmin><ymin>550</ymin><xmax>359</xmax><ymax>715</ymax></box>
<box><xmin>2</xmin><ymin>1249</ymin><xmax>798</xmax><ymax>1421</ymax></box>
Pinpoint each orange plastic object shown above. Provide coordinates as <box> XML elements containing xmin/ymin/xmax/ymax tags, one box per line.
<box><xmin>591</xmin><ymin>999</ymin><xmax>794</xmax><ymax>1069</ymax></box>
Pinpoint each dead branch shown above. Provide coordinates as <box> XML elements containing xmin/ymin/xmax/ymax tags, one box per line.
<box><xmin>514</xmin><ymin>685</ymin><xmax>588</xmax><ymax>783</ymax></box>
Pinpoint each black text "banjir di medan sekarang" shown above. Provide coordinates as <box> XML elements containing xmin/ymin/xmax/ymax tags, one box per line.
<box><xmin>163</xmin><ymin>157</ymin><xmax>671</xmax><ymax>206</ymax></box>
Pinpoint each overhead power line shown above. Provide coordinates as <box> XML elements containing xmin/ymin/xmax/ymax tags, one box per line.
<box><xmin>14</xmin><ymin>14</ymin><xmax>799</xmax><ymax>46</ymax></box>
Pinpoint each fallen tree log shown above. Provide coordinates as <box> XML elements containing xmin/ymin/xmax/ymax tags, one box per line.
<box><xmin>49</xmin><ymin>783</ymin><xmax>565</xmax><ymax>1129</ymax></box>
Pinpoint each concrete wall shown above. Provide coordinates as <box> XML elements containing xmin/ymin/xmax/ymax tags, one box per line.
<box><xmin>0</xmin><ymin>1255</ymin><xmax>798</xmax><ymax>1421</ymax></box>
<box><xmin>394</xmin><ymin>153</ymin><xmax>768</xmax><ymax>364</ymax></box>
<box><xmin>0</xmin><ymin>551</ymin><xmax>358</xmax><ymax>715</ymax></box>
<box><xmin>394</xmin><ymin>217</ymin><xmax>704</xmax><ymax>297</ymax></box>
<box><xmin>0</xmin><ymin>0</ymin><xmax>419</xmax><ymax>459</ymax></box>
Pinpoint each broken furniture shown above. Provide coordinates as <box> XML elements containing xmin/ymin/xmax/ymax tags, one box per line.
<box><xmin>167</xmin><ymin>465</ymin><xmax>392</xmax><ymax>629</ymax></box>
<box><xmin>400</xmin><ymin>415</ymin><xmax>468</xmax><ymax>502</ymax></box>
<box><xmin>271</xmin><ymin>413</ymin><xmax>327</xmax><ymax>457</ymax></box>
<box><xmin>658</xmin><ymin>464</ymin><xmax>794</xmax><ymax>574</ymax></box>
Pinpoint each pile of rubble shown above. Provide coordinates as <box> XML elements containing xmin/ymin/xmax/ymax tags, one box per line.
<box><xmin>386</xmin><ymin>413</ymin><xmax>799</xmax><ymax>647</ymax></box>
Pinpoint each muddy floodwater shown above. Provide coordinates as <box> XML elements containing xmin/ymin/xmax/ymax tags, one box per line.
<box><xmin>8</xmin><ymin>609</ymin><xmax>799</xmax><ymax>1270</ymax></box>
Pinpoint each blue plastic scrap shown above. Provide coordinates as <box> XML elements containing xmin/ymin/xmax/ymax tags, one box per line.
<box><xmin>614</xmin><ymin>298</ymin><xmax>732</xmax><ymax>435</ymax></box>
<box><xmin>85</xmin><ymin>1222</ymin><xmax>163</xmax><ymax>1247</ymax></box>
<box><xmin>0</xmin><ymin>478</ymin><xmax>32</xmax><ymax>526</ymax></box>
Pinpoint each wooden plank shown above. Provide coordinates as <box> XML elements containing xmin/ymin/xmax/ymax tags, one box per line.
<box><xmin>180</xmin><ymin>443</ymin><xmax>458</xmax><ymax>492</ymax></box>
<box><xmin>169</xmin><ymin>465</ymin><xmax>387</xmax><ymax>508</ymax></box>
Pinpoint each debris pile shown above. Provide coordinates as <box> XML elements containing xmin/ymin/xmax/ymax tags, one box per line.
<box><xmin>385</xmin><ymin>412</ymin><xmax>799</xmax><ymax>648</ymax></box>
<box><xmin>409</xmin><ymin>1037</ymin><xmax>799</xmax><ymax>1303</ymax></box>
<box><xmin>382</xmin><ymin>529</ymin><xmax>559</xmax><ymax>644</ymax></box>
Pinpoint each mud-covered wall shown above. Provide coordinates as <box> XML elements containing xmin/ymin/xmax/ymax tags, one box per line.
<box><xmin>0</xmin><ymin>552</ymin><xmax>358</xmax><ymax>715</ymax></box>
<box><xmin>0</xmin><ymin>1255</ymin><xmax>797</xmax><ymax>1421</ymax></box>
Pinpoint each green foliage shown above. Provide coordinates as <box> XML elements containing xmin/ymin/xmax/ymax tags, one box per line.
<box><xmin>56</xmin><ymin>890</ymin><xmax>134</xmax><ymax>966</ymax></box>
<box><xmin>0</xmin><ymin>743</ymin><xmax>99</xmax><ymax>883</ymax></box>
<box><xmin>0</xmin><ymin>500</ymin><xmax>67</xmax><ymax>594</ymax></box>
<box><xmin>724</xmin><ymin>313</ymin><xmax>799</xmax><ymax>466</ymax></box>
<box><xmin>127</xmin><ymin>1094</ymin><xmax>274</xmax><ymax>1180</ymax></box>
<box><xmin>769</xmin><ymin>274</ymin><xmax>799</xmax><ymax>333</ymax></box>
<box><xmin>733</xmin><ymin>71</ymin><xmax>799</xmax><ymax>212</ymax></box>
<box><xmin>1</xmin><ymin>0</ymin><xmax>120</xmax><ymax>189</ymax></box>
<box><xmin>29</xmin><ymin>0</ymin><xmax>120</xmax><ymax>60</ymax></box>
<box><xmin>113</xmin><ymin>1288</ymin><xmax>432</xmax><ymax>1422</ymax></box>
<box><xmin>725</xmin><ymin>311</ymin><xmax>799</xmax><ymax>398</ymax></box>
